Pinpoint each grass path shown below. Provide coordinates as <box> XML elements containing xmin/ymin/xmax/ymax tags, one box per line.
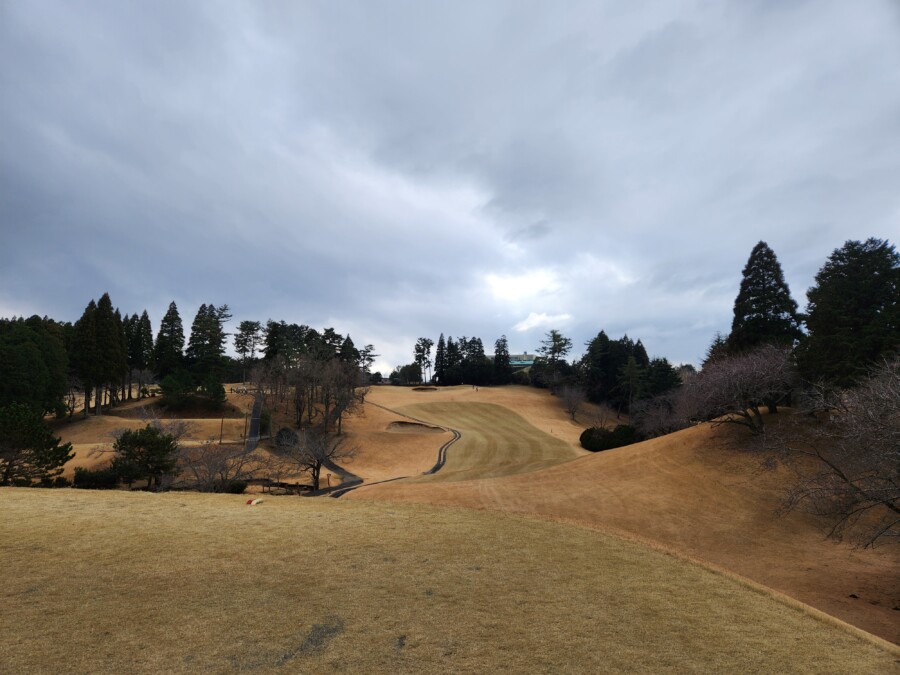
<box><xmin>396</xmin><ymin>401</ymin><xmax>582</xmax><ymax>482</ymax></box>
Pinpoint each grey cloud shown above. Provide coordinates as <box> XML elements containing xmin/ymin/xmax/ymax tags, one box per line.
<box><xmin>2</xmin><ymin>0</ymin><xmax>898</xmax><ymax>373</ymax></box>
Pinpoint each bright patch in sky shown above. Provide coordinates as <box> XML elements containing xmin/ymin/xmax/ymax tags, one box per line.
<box><xmin>485</xmin><ymin>270</ymin><xmax>561</xmax><ymax>302</ymax></box>
<box><xmin>514</xmin><ymin>312</ymin><xmax>572</xmax><ymax>332</ymax></box>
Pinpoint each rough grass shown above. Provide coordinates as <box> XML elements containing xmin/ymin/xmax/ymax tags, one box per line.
<box><xmin>398</xmin><ymin>401</ymin><xmax>582</xmax><ymax>482</ymax></box>
<box><xmin>1</xmin><ymin>488</ymin><xmax>896</xmax><ymax>674</ymax></box>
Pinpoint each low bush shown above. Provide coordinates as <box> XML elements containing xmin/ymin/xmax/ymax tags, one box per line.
<box><xmin>580</xmin><ymin>425</ymin><xmax>637</xmax><ymax>452</ymax></box>
<box><xmin>73</xmin><ymin>466</ymin><xmax>120</xmax><ymax>490</ymax></box>
<box><xmin>275</xmin><ymin>427</ymin><xmax>298</xmax><ymax>448</ymax></box>
<box><xmin>218</xmin><ymin>480</ymin><xmax>247</xmax><ymax>494</ymax></box>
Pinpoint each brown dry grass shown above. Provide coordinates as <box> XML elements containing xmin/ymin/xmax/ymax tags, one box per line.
<box><xmin>350</xmin><ymin>400</ymin><xmax>900</xmax><ymax>644</ymax></box>
<box><xmin>2</xmin><ymin>488</ymin><xmax>896</xmax><ymax>674</ymax></box>
<box><xmin>50</xmin><ymin>389</ymin><xmax>258</xmax><ymax>478</ymax></box>
<box><xmin>46</xmin><ymin>384</ymin><xmax>900</xmax><ymax>646</ymax></box>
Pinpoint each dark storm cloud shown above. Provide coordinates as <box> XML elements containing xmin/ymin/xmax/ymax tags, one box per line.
<box><xmin>2</xmin><ymin>0</ymin><xmax>898</xmax><ymax>372</ymax></box>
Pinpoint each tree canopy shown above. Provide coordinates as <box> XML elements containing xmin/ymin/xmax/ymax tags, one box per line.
<box><xmin>799</xmin><ymin>238</ymin><xmax>899</xmax><ymax>386</ymax></box>
<box><xmin>154</xmin><ymin>301</ymin><xmax>185</xmax><ymax>379</ymax></box>
<box><xmin>728</xmin><ymin>241</ymin><xmax>802</xmax><ymax>353</ymax></box>
<box><xmin>0</xmin><ymin>403</ymin><xmax>73</xmax><ymax>486</ymax></box>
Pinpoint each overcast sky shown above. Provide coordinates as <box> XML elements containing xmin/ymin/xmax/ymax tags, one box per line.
<box><xmin>1</xmin><ymin>1</ymin><xmax>898</xmax><ymax>374</ymax></box>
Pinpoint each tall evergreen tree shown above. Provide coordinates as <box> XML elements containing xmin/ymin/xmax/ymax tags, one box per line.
<box><xmin>799</xmin><ymin>238</ymin><xmax>899</xmax><ymax>386</ymax></box>
<box><xmin>616</xmin><ymin>355</ymin><xmax>645</xmax><ymax>413</ymax></box>
<box><xmin>95</xmin><ymin>294</ymin><xmax>127</xmax><ymax>411</ymax></box>
<box><xmin>493</xmin><ymin>335</ymin><xmax>512</xmax><ymax>385</ymax></box>
<box><xmin>414</xmin><ymin>337</ymin><xmax>434</xmax><ymax>383</ymax></box>
<box><xmin>125</xmin><ymin>311</ymin><xmax>153</xmax><ymax>399</ymax></box>
<box><xmin>434</xmin><ymin>334</ymin><xmax>447</xmax><ymax>384</ymax></box>
<box><xmin>537</xmin><ymin>329</ymin><xmax>573</xmax><ymax>390</ymax></box>
<box><xmin>234</xmin><ymin>320</ymin><xmax>262</xmax><ymax>382</ymax></box>
<box><xmin>728</xmin><ymin>241</ymin><xmax>802</xmax><ymax>353</ymax></box>
<box><xmin>702</xmin><ymin>332</ymin><xmax>729</xmax><ymax>367</ymax></box>
<box><xmin>339</xmin><ymin>335</ymin><xmax>359</xmax><ymax>364</ymax></box>
<box><xmin>582</xmin><ymin>330</ymin><xmax>612</xmax><ymax>403</ymax></box>
<box><xmin>135</xmin><ymin>310</ymin><xmax>154</xmax><ymax>396</ymax></box>
<box><xmin>72</xmin><ymin>300</ymin><xmax>100</xmax><ymax>416</ymax></box>
<box><xmin>633</xmin><ymin>339</ymin><xmax>650</xmax><ymax>368</ymax></box>
<box><xmin>113</xmin><ymin>308</ymin><xmax>128</xmax><ymax>403</ymax></box>
<box><xmin>154</xmin><ymin>301</ymin><xmax>185</xmax><ymax>379</ymax></box>
<box><xmin>186</xmin><ymin>303</ymin><xmax>232</xmax><ymax>379</ymax></box>
<box><xmin>642</xmin><ymin>357</ymin><xmax>681</xmax><ymax>398</ymax></box>
<box><xmin>445</xmin><ymin>337</ymin><xmax>462</xmax><ymax>385</ymax></box>
<box><xmin>0</xmin><ymin>317</ymin><xmax>69</xmax><ymax>415</ymax></box>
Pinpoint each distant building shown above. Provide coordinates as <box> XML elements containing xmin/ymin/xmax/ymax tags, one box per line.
<box><xmin>509</xmin><ymin>353</ymin><xmax>536</xmax><ymax>369</ymax></box>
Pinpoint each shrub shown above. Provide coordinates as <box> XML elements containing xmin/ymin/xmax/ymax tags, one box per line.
<box><xmin>37</xmin><ymin>476</ymin><xmax>70</xmax><ymax>488</ymax></box>
<box><xmin>259</xmin><ymin>409</ymin><xmax>272</xmax><ymax>436</ymax></box>
<box><xmin>276</xmin><ymin>427</ymin><xmax>298</xmax><ymax>448</ymax></box>
<box><xmin>580</xmin><ymin>425</ymin><xmax>637</xmax><ymax>452</ymax></box>
<box><xmin>159</xmin><ymin>371</ymin><xmax>194</xmax><ymax>409</ymax></box>
<box><xmin>73</xmin><ymin>466</ymin><xmax>120</xmax><ymax>490</ymax></box>
<box><xmin>219</xmin><ymin>480</ymin><xmax>247</xmax><ymax>494</ymax></box>
<box><xmin>199</xmin><ymin>375</ymin><xmax>226</xmax><ymax>407</ymax></box>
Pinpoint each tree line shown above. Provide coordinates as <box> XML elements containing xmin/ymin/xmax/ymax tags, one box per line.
<box><xmin>395</xmin><ymin>327</ymin><xmax>684</xmax><ymax>419</ymax></box>
<box><xmin>394</xmin><ymin>237</ymin><xmax>897</xmax><ymax>545</ymax></box>
<box><xmin>633</xmin><ymin>237</ymin><xmax>898</xmax><ymax>546</ymax></box>
<box><xmin>0</xmin><ymin>294</ymin><xmax>377</xmax><ymax>490</ymax></box>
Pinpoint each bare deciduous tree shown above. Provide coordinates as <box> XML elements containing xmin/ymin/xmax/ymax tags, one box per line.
<box><xmin>178</xmin><ymin>441</ymin><xmax>257</xmax><ymax>492</ymax></box>
<box><xmin>278</xmin><ymin>429</ymin><xmax>355</xmax><ymax>491</ymax></box>
<box><xmin>683</xmin><ymin>344</ymin><xmax>796</xmax><ymax>434</ymax></box>
<box><xmin>631</xmin><ymin>391</ymin><xmax>690</xmax><ymax>439</ymax></box>
<box><xmin>559</xmin><ymin>385</ymin><xmax>586</xmax><ymax>421</ymax></box>
<box><xmin>775</xmin><ymin>359</ymin><xmax>899</xmax><ymax>547</ymax></box>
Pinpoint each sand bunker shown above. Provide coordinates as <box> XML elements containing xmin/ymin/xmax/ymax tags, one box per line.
<box><xmin>386</xmin><ymin>421</ymin><xmax>445</xmax><ymax>434</ymax></box>
<box><xmin>412</xmin><ymin>386</ymin><xmax>439</xmax><ymax>392</ymax></box>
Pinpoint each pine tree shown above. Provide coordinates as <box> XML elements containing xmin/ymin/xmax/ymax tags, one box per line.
<box><xmin>154</xmin><ymin>301</ymin><xmax>185</xmax><ymax>379</ymax></box>
<box><xmin>633</xmin><ymin>339</ymin><xmax>650</xmax><ymax>368</ymax></box>
<box><xmin>134</xmin><ymin>309</ymin><xmax>153</xmax><ymax>397</ymax></box>
<box><xmin>233</xmin><ymin>320</ymin><xmax>262</xmax><ymax>382</ymax></box>
<box><xmin>445</xmin><ymin>337</ymin><xmax>462</xmax><ymax>385</ymax></box>
<box><xmin>582</xmin><ymin>331</ymin><xmax>611</xmax><ymax>403</ymax></box>
<box><xmin>72</xmin><ymin>300</ymin><xmax>100</xmax><ymax>416</ymax></box>
<box><xmin>434</xmin><ymin>334</ymin><xmax>447</xmax><ymax>384</ymax></box>
<box><xmin>616</xmin><ymin>355</ymin><xmax>645</xmax><ymax>413</ymax></box>
<box><xmin>728</xmin><ymin>241</ymin><xmax>802</xmax><ymax>353</ymax></box>
<box><xmin>186</xmin><ymin>303</ymin><xmax>231</xmax><ymax>379</ymax></box>
<box><xmin>340</xmin><ymin>335</ymin><xmax>359</xmax><ymax>364</ymax></box>
<box><xmin>0</xmin><ymin>403</ymin><xmax>74</xmax><ymax>486</ymax></box>
<box><xmin>799</xmin><ymin>238</ymin><xmax>899</xmax><ymax>386</ymax></box>
<box><xmin>94</xmin><ymin>294</ymin><xmax>127</xmax><ymax>412</ymax></box>
<box><xmin>703</xmin><ymin>332</ymin><xmax>729</xmax><ymax>367</ymax></box>
<box><xmin>493</xmin><ymin>335</ymin><xmax>512</xmax><ymax>385</ymax></box>
<box><xmin>0</xmin><ymin>317</ymin><xmax>68</xmax><ymax>415</ymax></box>
<box><xmin>113</xmin><ymin>308</ymin><xmax>129</xmax><ymax>404</ymax></box>
<box><xmin>643</xmin><ymin>357</ymin><xmax>681</xmax><ymax>398</ymax></box>
<box><xmin>414</xmin><ymin>337</ymin><xmax>434</xmax><ymax>383</ymax></box>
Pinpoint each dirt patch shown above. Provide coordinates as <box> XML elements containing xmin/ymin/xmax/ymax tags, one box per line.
<box><xmin>412</xmin><ymin>386</ymin><xmax>439</xmax><ymax>392</ymax></box>
<box><xmin>387</xmin><ymin>421</ymin><xmax>445</xmax><ymax>434</ymax></box>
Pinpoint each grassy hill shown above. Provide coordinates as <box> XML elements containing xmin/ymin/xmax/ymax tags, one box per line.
<box><xmin>2</xmin><ymin>488</ymin><xmax>896</xmax><ymax>673</ymax></box>
<box><xmin>349</xmin><ymin>387</ymin><xmax>900</xmax><ymax>645</ymax></box>
<box><xmin>36</xmin><ymin>383</ymin><xmax>900</xmax><ymax>661</ymax></box>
